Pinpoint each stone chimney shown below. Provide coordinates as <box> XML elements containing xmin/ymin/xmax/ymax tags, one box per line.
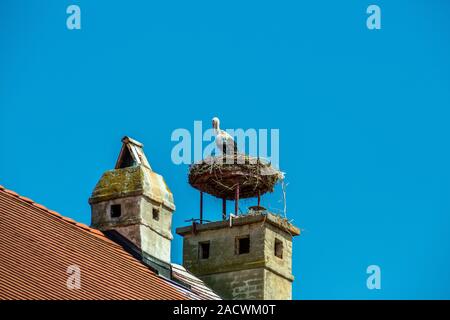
<box><xmin>176</xmin><ymin>152</ymin><xmax>300</xmax><ymax>300</ymax></box>
<box><xmin>176</xmin><ymin>211</ymin><xmax>299</xmax><ymax>300</ymax></box>
<box><xmin>89</xmin><ymin>137</ymin><xmax>175</xmax><ymax>267</ymax></box>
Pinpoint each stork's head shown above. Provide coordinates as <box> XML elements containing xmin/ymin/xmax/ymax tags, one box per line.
<box><xmin>212</xmin><ymin>117</ymin><xmax>220</xmax><ymax>130</ymax></box>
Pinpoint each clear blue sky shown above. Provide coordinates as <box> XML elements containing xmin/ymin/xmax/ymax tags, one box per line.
<box><xmin>1</xmin><ymin>0</ymin><xmax>450</xmax><ymax>299</ymax></box>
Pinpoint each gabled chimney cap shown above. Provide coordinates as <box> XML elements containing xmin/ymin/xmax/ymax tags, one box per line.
<box><xmin>122</xmin><ymin>136</ymin><xmax>143</xmax><ymax>148</ymax></box>
<box><xmin>115</xmin><ymin>136</ymin><xmax>151</xmax><ymax>170</ymax></box>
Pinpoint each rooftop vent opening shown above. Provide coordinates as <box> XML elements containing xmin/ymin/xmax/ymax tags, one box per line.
<box><xmin>198</xmin><ymin>241</ymin><xmax>210</xmax><ymax>259</ymax></box>
<box><xmin>236</xmin><ymin>235</ymin><xmax>250</xmax><ymax>255</ymax></box>
<box><xmin>117</xmin><ymin>147</ymin><xmax>136</xmax><ymax>168</ymax></box>
<box><xmin>110</xmin><ymin>204</ymin><xmax>122</xmax><ymax>218</ymax></box>
<box><xmin>152</xmin><ymin>208</ymin><xmax>160</xmax><ymax>221</ymax></box>
<box><xmin>274</xmin><ymin>238</ymin><xmax>283</xmax><ymax>259</ymax></box>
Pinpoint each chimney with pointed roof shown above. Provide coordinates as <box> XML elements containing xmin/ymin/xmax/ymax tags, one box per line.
<box><xmin>89</xmin><ymin>136</ymin><xmax>175</xmax><ymax>266</ymax></box>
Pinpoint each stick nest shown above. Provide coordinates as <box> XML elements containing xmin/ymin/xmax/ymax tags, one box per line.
<box><xmin>188</xmin><ymin>154</ymin><xmax>284</xmax><ymax>200</ymax></box>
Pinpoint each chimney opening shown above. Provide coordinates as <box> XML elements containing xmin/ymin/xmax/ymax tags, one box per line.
<box><xmin>198</xmin><ymin>241</ymin><xmax>210</xmax><ymax>259</ymax></box>
<box><xmin>274</xmin><ymin>238</ymin><xmax>283</xmax><ymax>259</ymax></box>
<box><xmin>235</xmin><ymin>235</ymin><xmax>250</xmax><ymax>255</ymax></box>
<box><xmin>152</xmin><ymin>208</ymin><xmax>160</xmax><ymax>221</ymax></box>
<box><xmin>110</xmin><ymin>204</ymin><xmax>122</xmax><ymax>218</ymax></box>
<box><xmin>118</xmin><ymin>147</ymin><xmax>136</xmax><ymax>168</ymax></box>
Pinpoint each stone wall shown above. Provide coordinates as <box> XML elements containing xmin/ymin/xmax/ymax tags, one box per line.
<box><xmin>91</xmin><ymin>195</ymin><xmax>142</xmax><ymax>229</ymax></box>
<box><xmin>264</xmin><ymin>269</ymin><xmax>292</xmax><ymax>300</ymax></box>
<box><xmin>182</xmin><ymin>222</ymin><xmax>265</xmax><ymax>276</ymax></box>
<box><xmin>200</xmin><ymin>268</ymin><xmax>265</xmax><ymax>300</ymax></box>
<box><xmin>179</xmin><ymin>215</ymin><xmax>296</xmax><ymax>300</ymax></box>
<box><xmin>263</xmin><ymin>224</ymin><xmax>294</xmax><ymax>280</ymax></box>
<box><xmin>91</xmin><ymin>195</ymin><xmax>173</xmax><ymax>263</ymax></box>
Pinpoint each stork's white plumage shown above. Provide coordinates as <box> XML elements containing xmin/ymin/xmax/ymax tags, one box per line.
<box><xmin>212</xmin><ymin>117</ymin><xmax>237</xmax><ymax>155</ymax></box>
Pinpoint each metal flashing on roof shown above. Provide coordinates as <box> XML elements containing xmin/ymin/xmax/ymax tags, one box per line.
<box><xmin>104</xmin><ymin>230</ymin><xmax>173</xmax><ymax>279</ymax></box>
<box><xmin>103</xmin><ymin>229</ymin><xmax>221</xmax><ymax>300</ymax></box>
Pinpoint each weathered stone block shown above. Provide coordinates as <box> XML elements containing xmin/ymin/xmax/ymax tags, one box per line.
<box><xmin>176</xmin><ymin>213</ymin><xmax>300</xmax><ymax>300</ymax></box>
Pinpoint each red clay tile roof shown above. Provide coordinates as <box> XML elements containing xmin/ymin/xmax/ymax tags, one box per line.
<box><xmin>0</xmin><ymin>185</ymin><xmax>203</xmax><ymax>300</ymax></box>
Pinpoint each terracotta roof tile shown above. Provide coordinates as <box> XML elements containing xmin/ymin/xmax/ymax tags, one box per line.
<box><xmin>4</xmin><ymin>189</ymin><xmax>19</xmax><ymax>196</ymax></box>
<box><xmin>47</xmin><ymin>209</ymin><xmax>62</xmax><ymax>217</ymax></box>
<box><xmin>61</xmin><ymin>216</ymin><xmax>76</xmax><ymax>223</ymax></box>
<box><xmin>0</xmin><ymin>186</ymin><xmax>199</xmax><ymax>300</ymax></box>
<box><xmin>33</xmin><ymin>203</ymin><xmax>48</xmax><ymax>211</ymax></box>
<box><xmin>18</xmin><ymin>196</ymin><xmax>34</xmax><ymax>203</ymax></box>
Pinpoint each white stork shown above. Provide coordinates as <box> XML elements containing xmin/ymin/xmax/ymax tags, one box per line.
<box><xmin>212</xmin><ymin>117</ymin><xmax>238</xmax><ymax>155</ymax></box>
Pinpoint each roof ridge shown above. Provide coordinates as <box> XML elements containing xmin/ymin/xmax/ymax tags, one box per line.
<box><xmin>0</xmin><ymin>184</ymin><xmax>110</xmax><ymax>242</ymax></box>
